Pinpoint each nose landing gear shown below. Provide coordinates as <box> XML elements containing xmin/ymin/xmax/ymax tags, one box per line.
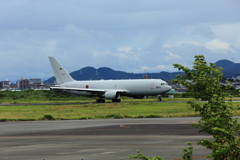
<box><xmin>158</xmin><ymin>95</ymin><xmax>162</xmax><ymax>102</ymax></box>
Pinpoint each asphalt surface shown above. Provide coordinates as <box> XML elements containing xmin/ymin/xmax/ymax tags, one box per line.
<box><xmin>0</xmin><ymin>117</ymin><xmax>217</xmax><ymax>160</ymax></box>
<box><xmin>3</xmin><ymin>124</ymin><xmax>208</xmax><ymax>137</ymax></box>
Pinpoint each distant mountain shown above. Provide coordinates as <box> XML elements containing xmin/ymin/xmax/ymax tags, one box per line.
<box><xmin>44</xmin><ymin>66</ymin><xmax>184</xmax><ymax>84</ymax></box>
<box><xmin>44</xmin><ymin>59</ymin><xmax>240</xmax><ymax>84</ymax></box>
<box><xmin>215</xmin><ymin>59</ymin><xmax>240</xmax><ymax>78</ymax></box>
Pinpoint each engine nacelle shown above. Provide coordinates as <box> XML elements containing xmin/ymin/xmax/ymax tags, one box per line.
<box><xmin>104</xmin><ymin>91</ymin><xmax>120</xmax><ymax>100</ymax></box>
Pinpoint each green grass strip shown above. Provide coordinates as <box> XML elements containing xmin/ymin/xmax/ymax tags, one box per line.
<box><xmin>0</xmin><ymin>101</ymin><xmax>239</xmax><ymax>121</ymax></box>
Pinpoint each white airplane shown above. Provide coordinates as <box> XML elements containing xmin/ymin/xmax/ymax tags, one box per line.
<box><xmin>48</xmin><ymin>57</ymin><xmax>172</xmax><ymax>103</ymax></box>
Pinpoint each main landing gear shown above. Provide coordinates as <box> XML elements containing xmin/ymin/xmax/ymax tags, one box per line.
<box><xmin>96</xmin><ymin>99</ymin><xmax>121</xmax><ymax>103</ymax></box>
<box><xmin>96</xmin><ymin>99</ymin><xmax>105</xmax><ymax>103</ymax></box>
<box><xmin>112</xmin><ymin>99</ymin><xmax>121</xmax><ymax>102</ymax></box>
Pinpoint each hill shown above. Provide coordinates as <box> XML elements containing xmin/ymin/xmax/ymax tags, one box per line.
<box><xmin>215</xmin><ymin>59</ymin><xmax>240</xmax><ymax>78</ymax></box>
<box><xmin>44</xmin><ymin>66</ymin><xmax>183</xmax><ymax>84</ymax></box>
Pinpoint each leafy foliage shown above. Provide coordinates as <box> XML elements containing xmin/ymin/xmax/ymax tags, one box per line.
<box><xmin>173</xmin><ymin>55</ymin><xmax>240</xmax><ymax>159</ymax></box>
<box><xmin>182</xmin><ymin>142</ymin><xmax>193</xmax><ymax>160</ymax></box>
<box><xmin>129</xmin><ymin>150</ymin><xmax>163</xmax><ymax>160</ymax></box>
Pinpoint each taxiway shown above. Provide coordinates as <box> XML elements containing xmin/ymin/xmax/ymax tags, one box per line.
<box><xmin>0</xmin><ymin>117</ymin><xmax>215</xmax><ymax>160</ymax></box>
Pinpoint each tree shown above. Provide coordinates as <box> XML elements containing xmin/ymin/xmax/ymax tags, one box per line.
<box><xmin>173</xmin><ymin>55</ymin><xmax>240</xmax><ymax>159</ymax></box>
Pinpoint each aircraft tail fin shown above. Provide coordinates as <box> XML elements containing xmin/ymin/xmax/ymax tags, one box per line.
<box><xmin>48</xmin><ymin>56</ymin><xmax>76</xmax><ymax>84</ymax></box>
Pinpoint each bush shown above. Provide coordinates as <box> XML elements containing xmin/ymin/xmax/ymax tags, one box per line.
<box><xmin>106</xmin><ymin>113</ymin><xmax>123</xmax><ymax>118</ymax></box>
<box><xmin>41</xmin><ymin>114</ymin><xmax>54</xmax><ymax>120</ymax></box>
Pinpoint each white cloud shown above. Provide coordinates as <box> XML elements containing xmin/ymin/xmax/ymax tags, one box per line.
<box><xmin>163</xmin><ymin>41</ymin><xmax>201</xmax><ymax>48</ymax></box>
<box><xmin>115</xmin><ymin>46</ymin><xmax>143</xmax><ymax>60</ymax></box>
<box><xmin>92</xmin><ymin>46</ymin><xmax>145</xmax><ymax>60</ymax></box>
<box><xmin>204</xmin><ymin>39</ymin><xmax>236</xmax><ymax>53</ymax></box>
<box><xmin>117</xmin><ymin>46</ymin><xmax>132</xmax><ymax>53</ymax></box>
<box><xmin>0</xmin><ymin>1</ymin><xmax>240</xmax><ymax>81</ymax></box>
<box><xmin>163</xmin><ymin>39</ymin><xmax>236</xmax><ymax>54</ymax></box>
<box><xmin>92</xmin><ymin>50</ymin><xmax>111</xmax><ymax>57</ymax></box>
<box><xmin>210</xmin><ymin>23</ymin><xmax>240</xmax><ymax>48</ymax></box>
<box><xmin>165</xmin><ymin>50</ymin><xmax>181</xmax><ymax>60</ymax></box>
<box><xmin>156</xmin><ymin>65</ymin><xmax>169</xmax><ymax>70</ymax></box>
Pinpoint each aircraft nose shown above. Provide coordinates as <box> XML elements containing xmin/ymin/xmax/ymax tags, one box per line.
<box><xmin>164</xmin><ymin>85</ymin><xmax>172</xmax><ymax>93</ymax></box>
<box><xmin>167</xmin><ymin>85</ymin><xmax>172</xmax><ymax>92</ymax></box>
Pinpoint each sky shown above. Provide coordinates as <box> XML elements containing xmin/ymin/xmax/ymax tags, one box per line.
<box><xmin>1</xmin><ymin>0</ymin><xmax>240</xmax><ymax>82</ymax></box>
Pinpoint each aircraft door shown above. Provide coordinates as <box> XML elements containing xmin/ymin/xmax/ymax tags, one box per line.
<box><xmin>150</xmin><ymin>82</ymin><xmax>155</xmax><ymax>89</ymax></box>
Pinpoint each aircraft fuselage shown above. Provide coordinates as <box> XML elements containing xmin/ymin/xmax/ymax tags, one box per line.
<box><xmin>56</xmin><ymin>79</ymin><xmax>171</xmax><ymax>98</ymax></box>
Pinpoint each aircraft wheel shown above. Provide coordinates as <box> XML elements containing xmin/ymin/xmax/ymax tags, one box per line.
<box><xmin>96</xmin><ymin>99</ymin><xmax>105</xmax><ymax>103</ymax></box>
<box><xmin>158</xmin><ymin>95</ymin><xmax>162</xmax><ymax>102</ymax></box>
<box><xmin>112</xmin><ymin>99</ymin><xmax>121</xmax><ymax>102</ymax></box>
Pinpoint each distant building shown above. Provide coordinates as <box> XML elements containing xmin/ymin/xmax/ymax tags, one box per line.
<box><xmin>0</xmin><ymin>82</ymin><xmax>3</xmax><ymax>89</ymax></box>
<box><xmin>17</xmin><ymin>78</ymin><xmax>29</xmax><ymax>89</ymax></box>
<box><xmin>29</xmin><ymin>78</ymin><xmax>42</xmax><ymax>89</ymax></box>
<box><xmin>233</xmin><ymin>82</ymin><xmax>240</xmax><ymax>89</ymax></box>
<box><xmin>1</xmin><ymin>79</ymin><xmax>11</xmax><ymax>89</ymax></box>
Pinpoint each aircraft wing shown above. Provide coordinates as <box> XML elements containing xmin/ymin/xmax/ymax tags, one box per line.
<box><xmin>50</xmin><ymin>86</ymin><xmax>127</xmax><ymax>93</ymax></box>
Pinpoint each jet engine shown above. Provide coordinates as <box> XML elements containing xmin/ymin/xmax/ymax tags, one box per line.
<box><xmin>104</xmin><ymin>90</ymin><xmax>120</xmax><ymax>100</ymax></box>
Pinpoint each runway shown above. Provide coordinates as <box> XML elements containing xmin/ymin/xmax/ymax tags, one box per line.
<box><xmin>0</xmin><ymin>117</ymin><xmax>214</xmax><ymax>160</ymax></box>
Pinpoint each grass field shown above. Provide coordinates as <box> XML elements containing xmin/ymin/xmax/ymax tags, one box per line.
<box><xmin>0</xmin><ymin>90</ymin><xmax>239</xmax><ymax>121</ymax></box>
<box><xmin>0</xmin><ymin>99</ymin><xmax>240</xmax><ymax>121</ymax></box>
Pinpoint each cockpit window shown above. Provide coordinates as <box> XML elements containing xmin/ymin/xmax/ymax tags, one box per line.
<box><xmin>161</xmin><ymin>83</ymin><xmax>168</xmax><ymax>85</ymax></box>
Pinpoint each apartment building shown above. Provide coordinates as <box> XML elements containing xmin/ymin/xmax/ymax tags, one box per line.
<box><xmin>17</xmin><ymin>78</ymin><xmax>29</xmax><ymax>89</ymax></box>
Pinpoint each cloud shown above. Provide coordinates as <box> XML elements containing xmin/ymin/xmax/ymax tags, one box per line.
<box><xmin>163</xmin><ymin>41</ymin><xmax>201</xmax><ymax>48</ymax></box>
<box><xmin>92</xmin><ymin>46</ymin><xmax>146</xmax><ymax>64</ymax></box>
<box><xmin>115</xmin><ymin>46</ymin><xmax>144</xmax><ymax>60</ymax></box>
<box><xmin>0</xmin><ymin>1</ymin><xmax>240</xmax><ymax>81</ymax></box>
<box><xmin>156</xmin><ymin>65</ymin><xmax>174</xmax><ymax>71</ymax></box>
<box><xmin>117</xmin><ymin>46</ymin><xmax>132</xmax><ymax>53</ymax></box>
<box><xmin>64</xmin><ymin>24</ymin><xmax>89</xmax><ymax>37</ymax></box>
<box><xmin>189</xmin><ymin>23</ymin><xmax>215</xmax><ymax>38</ymax></box>
<box><xmin>92</xmin><ymin>50</ymin><xmax>111</xmax><ymax>57</ymax></box>
<box><xmin>204</xmin><ymin>39</ymin><xmax>236</xmax><ymax>53</ymax></box>
<box><xmin>165</xmin><ymin>50</ymin><xmax>181</xmax><ymax>60</ymax></box>
<box><xmin>163</xmin><ymin>38</ymin><xmax>236</xmax><ymax>54</ymax></box>
<box><xmin>140</xmin><ymin>64</ymin><xmax>176</xmax><ymax>72</ymax></box>
<box><xmin>210</xmin><ymin>23</ymin><xmax>240</xmax><ymax>48</ymax></box>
